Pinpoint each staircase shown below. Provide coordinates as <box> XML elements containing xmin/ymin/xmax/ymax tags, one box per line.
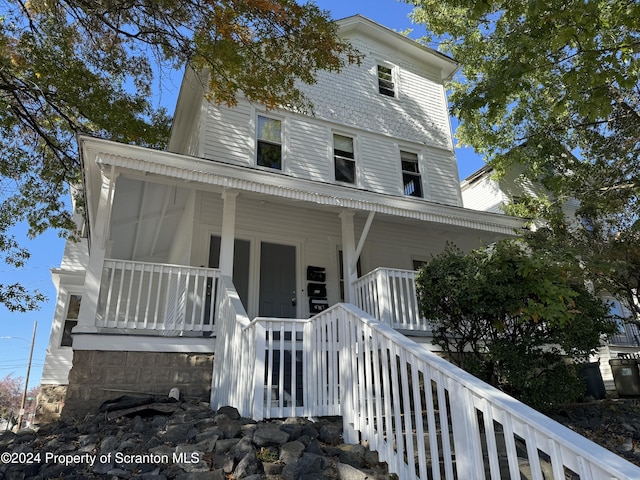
<box><xmin>211</xmin><ymin>275</ymin><xmax>640</xmax><ymax>479</ymax></box>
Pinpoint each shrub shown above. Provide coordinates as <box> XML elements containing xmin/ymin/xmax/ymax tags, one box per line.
<box><xmin>416</xmin><ymin>240</ymin><xmax>616</xmax><ymax>410</ymax></box>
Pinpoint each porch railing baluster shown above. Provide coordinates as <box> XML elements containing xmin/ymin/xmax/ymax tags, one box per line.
<box><xmin>96</xmin><ymin>259</ymin><xmax>219</xmax><ymax>334</ymax></box>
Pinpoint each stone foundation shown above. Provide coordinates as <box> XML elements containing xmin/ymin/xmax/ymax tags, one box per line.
<box><xmin>35</xmin><ymin>385</ymin><xmax>68</xmax><ymax>424</ymax></box>
<box><xmin>62</xmin><ymin>351</ymin><xmax>213</xmax><ymax>419</ymax></box>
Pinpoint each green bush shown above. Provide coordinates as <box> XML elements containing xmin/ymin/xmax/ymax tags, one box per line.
<box><xmin>416</xmin><ymin>240</ymin><xmax>616</xmax><ymax>410</ymax></box>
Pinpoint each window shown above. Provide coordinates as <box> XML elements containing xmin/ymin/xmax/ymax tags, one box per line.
<box><xmin>401</xmin><ymin>151</ymin><xmax>422</xmax><ymax>197</ymax></box>
<box><xmin>257</xmin><ymin>115</ymin><xmax>282</xmax><ymax>169</ymax></box>
<box><xmin>377</xmin><ymin>64</ymin><xmax>395</xmax><ymax>97</ymax></box>
<box><xmin>412</xmin><ymin>259</ymin><xmax>427</xmax><ymax>271</ymax></box>
<box><xmin>334</xmin><ymin>134</ymin><xmax>355</xmax><ymax>184</ymax></box>
<box><xmin>61</xmin><ymin>294</ymin><xmax>81</xmax><ymax>347</ymax></box>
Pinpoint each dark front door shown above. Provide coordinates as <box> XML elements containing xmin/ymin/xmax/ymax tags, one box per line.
<box><xmin>259</xmin><ymin>242</ymin><xmax>297</xmax><ymax>318</ymax></box>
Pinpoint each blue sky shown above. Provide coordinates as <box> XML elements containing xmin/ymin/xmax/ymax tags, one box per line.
<box><xmin>0</xmin><ymin>0</ymin><xmax>485</xmax><ymax>390</ymax></box>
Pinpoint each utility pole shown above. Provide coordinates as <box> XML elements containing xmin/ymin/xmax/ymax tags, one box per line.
<box><xmin>16</xmin><ymin>321</ymin><xmax>36</xmax><ymax>431</ymax></box>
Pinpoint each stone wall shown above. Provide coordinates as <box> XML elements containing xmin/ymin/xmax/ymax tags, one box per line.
<box><xmin>35</xmin><ymin>385</ymin><xmax>68</xmax><ymax>424</ymax></box>
<box><xmin>62</xmin><ymin>351</ymin><xmax>213</xmax><ymax>419</ymax></box>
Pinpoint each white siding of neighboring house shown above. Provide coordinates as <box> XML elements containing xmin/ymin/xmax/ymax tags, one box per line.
<box><xmin>461</xmin><ymin>165</ymin><xmax>579</xmax><ymax>224</ymax></box>
<box><xmin>461</xmin><ymin>175</ymin><xmax>506</xmax><ymax>213</ymax></box>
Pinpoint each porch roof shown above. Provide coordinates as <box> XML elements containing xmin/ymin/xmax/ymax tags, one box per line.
<box><xmin>80</xmin><ymin>136</ymin><xmax>525</xmax><ymax>239</ymax></box>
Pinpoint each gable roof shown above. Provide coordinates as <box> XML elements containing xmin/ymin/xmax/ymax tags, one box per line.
<box><xmin>337</xmin><ymin>15</ymin><xmax>460</xmax><ymax>81</ymax></box>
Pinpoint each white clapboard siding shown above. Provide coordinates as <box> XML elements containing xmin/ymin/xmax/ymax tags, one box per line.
<box><xmin>287</xmin><ymin>118</ymin><xmax>331</xmax><ymax>181</ymax></box>
<box><xmin>422</xmin><ymin>147</ymin><xmax>461</xmax><ymax>206</ymax></box>
<box><xmin>359</xmin><ymin>135</ymin><xmax>401</xmax><ymax>195</ymax></box>
<box><xmin>40</xmin><ymin>349</ymin><xmax>73</xmax><ymax>384</ymax></box>
<box><xmin>299</xmin><ymin>35</ymin><xmax>452</xmax><ymax>150</ymax></box>
<box><xmin>203</xmin><ymin>102</ymin><xmax>252</xmax><ymax>166</ymax></box>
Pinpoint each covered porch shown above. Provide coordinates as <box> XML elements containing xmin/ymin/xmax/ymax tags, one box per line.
<box><xmin>72</xmin><ymin>136</ymin><xmax>524</xmax><ymax>349</ymax></box>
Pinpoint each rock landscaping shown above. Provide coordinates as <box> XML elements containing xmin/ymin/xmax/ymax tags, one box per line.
<box><xmin>548</xmin><ymin>398</ymin><xmax>640</xmax><ymax>468</ymax></box>
<box><xmin>4</xmin><ymin>395</ymin><xmax>640</xmax><ymax>479</ymax></box>
<box><xmin>0</xmin><ymin>396</ymin><xmax>390</xmax><ymax>479</ymax></box>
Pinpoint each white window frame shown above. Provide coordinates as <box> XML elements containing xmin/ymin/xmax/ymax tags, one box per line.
<box><xmin>376</xmin><ymin>62</ymin><xmax>398</xmax><ymax>98</ymax></box>
<box><xmin>400</xmin><ymin>150</ymin><xmax>423</xmax><ymax>198</ymax></box>
<box><xmin>333</xmin><ymin>133</ymin><xmax>357</xmax><ymax>185</ymax></box>
<box><xmin>255</xmin><ymin>114</ymin><xmax>283</xmax><ymax>171</ymax></box>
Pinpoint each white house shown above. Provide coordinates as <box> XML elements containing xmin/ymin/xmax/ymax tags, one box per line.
<box><xmin>35</xmin><ymin>15</ymin><xmax>640</xmax><ymax>479</ymax></box>
<box><xmin>37</xmin><ymin>15</ymin><xmax>520</xmax><ymax>418</ymax></box>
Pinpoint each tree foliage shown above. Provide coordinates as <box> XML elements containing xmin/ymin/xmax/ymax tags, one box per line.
<box><xmin>0</xmin><ymin>374</ymin><xmax>22</xmax><ymax>427</ymax></box>
<box><xmin>0</xmin><ymin>0</ymin><xmax>359</xmax><ymax>311</ymax></box>
<box><xmin>0</xmin><ymin>374</ymin><xmax>39</xmax><ymax>429</ymax></box>
<box><xmin>416</xmin><ymin>241</ymin><xmax>616</xmax><ymax>410</ymax></box>
<box><xmin>408</xmin><ymin>0</ymin><xmax>639</xmax><ymax>318</ymax></box>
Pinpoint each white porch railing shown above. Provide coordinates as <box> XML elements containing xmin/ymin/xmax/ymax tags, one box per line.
<box><xmin>211</xmin><ymin>277</ymin><xmax>640</xmax><ymax>479</ymax></box>
<box><xmin>96</xmin><ymin>259</ymin><xmax>220</xmax><ymax>333</ymax></box>
<box><xmin>211</xmin><ymin>276</ymin><xmax>342</xmax><ymax>420</ymax></box>
<box><xmin>354</xmin><ymin>267</ymin><xmax>430</xmax><ymax>331</ymax></box>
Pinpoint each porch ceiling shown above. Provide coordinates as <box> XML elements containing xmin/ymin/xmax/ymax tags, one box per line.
<box><xmin>109</xmin><ymin>176</ymin><xmax>188</xmax><ymax>261</ymax></box>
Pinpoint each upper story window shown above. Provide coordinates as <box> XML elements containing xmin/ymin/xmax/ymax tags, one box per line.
<box><xmin>401</xmin><ymin>151</ymin><xmax>422</xmax><ymax>197</ymax></box>
<box><xmin>377</xmin><ymin>64</ymin><xmax>395</xmax><ymax>97</ymax></box>
<box><xmin>61</xmin><ymin>294</ymin><xmax>81</xmax><ymax>347</ymax></box>
<box><xmin>257</xmin><ymin>115</ymin><xmax>282</xmax><ymax>170</ymax></box>
<box><xmin>334</xmin><ymin>134</ymin><xmax>355</xmax><ymax>184</ymax></box>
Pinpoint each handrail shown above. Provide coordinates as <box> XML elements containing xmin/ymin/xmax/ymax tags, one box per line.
<box><xmin>211</xmin><ymin>272</ymin><xmax>640</xmax><ymax>479</ymax></box>
<box><xmin>331</xmin><ymin>303</ymin><xmax>640</xmax><ymax>479</ymax></box>
<box><xmin>210</xmin><ymin>275</ymin><xmax>256</xmax><ymax>417</ymax></box>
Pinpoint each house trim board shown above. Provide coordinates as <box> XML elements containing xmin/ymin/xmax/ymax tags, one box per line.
<box><xmin>80</xmin><ymin>137</ymin><xmax>524</xmax><ymax>236</ymax></box>
<box><xmin>71</xmin><ymin>333</ymin><xmax>216</xmax><ymax>353</ymax></box>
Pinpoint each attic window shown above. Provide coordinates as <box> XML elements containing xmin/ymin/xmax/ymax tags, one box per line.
<box><xmin>377</xmin><ymin>64</ymin><xmax>395</xmax><ymax>97</ymax></box>
<box><xmin>257</xmin><ymin>115</ymin><xmax>282</xmax><ymax>170</ymax></box>
<box><xmin>401</xmin><ymin>151</ymin><xmax>422</xmax><ymax>197</ymax></box>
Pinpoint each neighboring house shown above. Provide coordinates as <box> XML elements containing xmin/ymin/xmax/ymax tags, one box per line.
<box><xmin>461</xmin><ymin>164</ymin><xmax>640</xmax><ymax>391</ymax></box>
<box><xmin>37</xmin><ymin>14</ymin><xmax>524</xmax><ymax>419</ymax></box>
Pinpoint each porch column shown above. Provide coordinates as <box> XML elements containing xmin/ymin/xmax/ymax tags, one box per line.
<box><xmin>219</xmin><ymin>189</ymin><xmax>238</xmax><ymax>277</ymax></box>
<box><xmin>339</xmin><ymin>211</ymin><xmax>358</xmax><ymax>303</ymax></box>
<box><xmin>74</xmin><ymin>168</ymin><xmax>119</xmax><ymax>334</ymax></box>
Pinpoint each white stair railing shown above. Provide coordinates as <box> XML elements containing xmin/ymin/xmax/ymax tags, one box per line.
<box><xmin>211</xmin><ymin>278</ymin><xmax>640</xmax><ymax>479</ymax></box>
<box><xmin>333</xmin><ymin>304</ymin><xmax>640</xmax><ymax>479</ymax></box>
<box><xmin>210</xmin><ymin>276</ymin><xmax>256</xmax><ymax>417</ymax></box>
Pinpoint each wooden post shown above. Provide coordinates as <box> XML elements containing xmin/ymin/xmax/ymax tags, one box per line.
<box><xmin>219</xmin><ymin>189</ymin><xmax>238</xmax><ymax>278</ymax></box>
<box><xmin>16</xmin><ymin>321</ymin><xmax>36</xmax><ymax>431</ymax></box>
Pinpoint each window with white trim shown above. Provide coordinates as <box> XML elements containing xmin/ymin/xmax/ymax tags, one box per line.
<box><xmin>61</xmin><ymin>294</ymin><xmax>81</xmax><ymax>347</ymax></box>
<box><xmin>334</xmin><ymin>134</ymin><xmax>355</xmax><ymax>184</ymax></box>
<box><xmin>401</xmin><ymin>151</ymin><xmax>422</xmax><ymax>197</ymax></box>
<box><xmin>377</xmin><ymin>64</ymin><xmax>395</xmax><ymax>97</ymax></box>
<box><xmin>257</xmin><ymin>115</ymin><xmax>282</xmax><ymax>170</ymax></box>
